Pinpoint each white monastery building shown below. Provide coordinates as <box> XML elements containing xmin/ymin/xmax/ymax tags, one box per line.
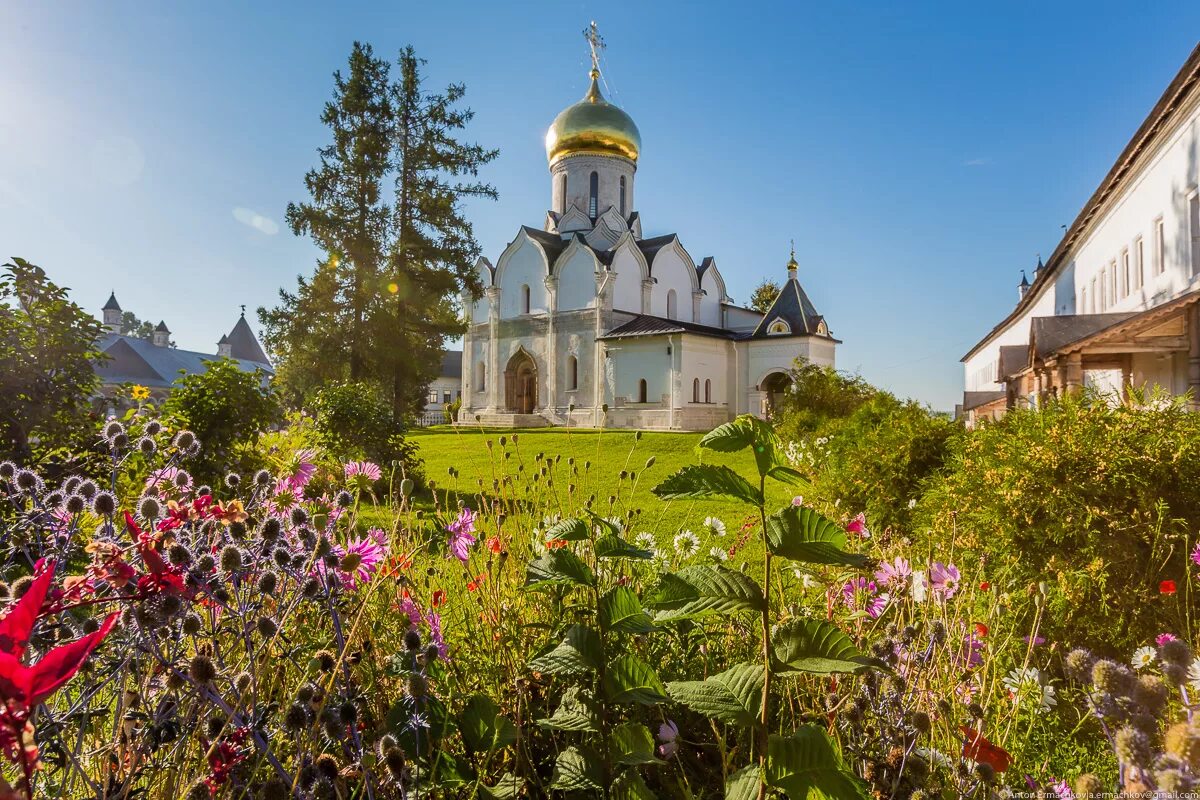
<box><xmin>961</xmin><ymin>43</ymin><xmax>1200</xmax><ymax>423</ymax></box>
<box><xmin>460</xmin><ymin>27</ymin><xmax>837</xmax><ymax>430</ymax></box>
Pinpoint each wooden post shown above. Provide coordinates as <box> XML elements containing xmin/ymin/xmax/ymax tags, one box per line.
<box><xmin>1065</xmin><ymin>352</ymin><xmax>1084</xmax><ymax>396</ymax></box>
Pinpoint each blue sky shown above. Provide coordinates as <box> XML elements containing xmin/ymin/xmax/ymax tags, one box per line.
<box><xmin>2</xmin><ymin>2</ymin><xmax>1198</xmax><ymax>410</ymax></box>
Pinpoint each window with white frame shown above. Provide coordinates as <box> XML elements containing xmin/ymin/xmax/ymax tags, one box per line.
<box><xmin>1155</xmin><ymin>217</ymin><xmax>1166</xmax><ymax>274</ymax></box>
<box><xmin>1135</xmin><ymin>236</ymin><xmax>1144</xmax><ymax>289</ymax></box>
<box><xmin>1189</xmin><ymin>191</ymin><xmax>1200</xmax><ymax>276</ymax></box>
<box><xmin>1080</xmin><ymin>287</ymin><xmax>1087</xmax><ymax>313</ymax></box>
<box><xmin>427</xmin><ymin>389</ymin><xmax>439</xmax><ymax>404</ymax></box>
<box><xmin>1109</xmin><ymin>260</ymin><xmax>1117</xmax><ymax>303</ymax></box>
<box><xmin>1090</xmin><ymin>277</ymin><xmax>1097</xmax><ymax>312</ymax></box>
<box><xmin>1121</xmin><ymin>249</ymin><xmax>1130</xmax><ymax>298</ymax></box>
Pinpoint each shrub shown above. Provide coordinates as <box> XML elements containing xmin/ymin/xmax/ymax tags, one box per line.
<box><xmin>310</xmin><ymin>381</ymin><xmax>421</xmax><ymax>481</ymax></box>
<box><xmin>774</xmin><ymin>360</ymin><xmax>877</xmax><ymax>437</ymax></box>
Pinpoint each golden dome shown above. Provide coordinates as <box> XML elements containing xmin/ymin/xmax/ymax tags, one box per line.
<box><xmin>545</xmin><ymin>70</ymin><xmax>641</xmax><ymax>165</ymax></box>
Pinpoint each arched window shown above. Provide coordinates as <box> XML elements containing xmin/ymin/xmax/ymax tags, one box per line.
<box><xmin>666</xmin><ymin>289</ymin><xmax>677</xmax><ymax>320</ymax></box>
<box><xmin>704</xmin><ymin>379</ymin><xmax>712</xmax><ymax>404</ymax></box>
<box><xmin>588</xmin><ymin>171</ymin><xmax>598</xmax><ymax>218</ymax></box>
<box><xmin>638</xmin><ymin>379</ymin><xmax>648</xmax><ymax>403</ymax></box>
<box><xmin>692</xmin><ymin>378</ymin><xmax>700</xmax><ymax>403</ymax></box>
<box><xmin>619</xmin><ymin>175</ymin><xmax>627</xmax><ymax>216</ymax></box>
<box><xmin>475</xmin><ymin>361</ymin><xmax>486</xmax><ymax>392</ymax></box>
<box><xmin>558</xmin><ymin>173</ymin><xmax>567</xmax><ymax>214</ymax></box>
<box><xmin>767</xmin><ymin>319</ymin><xmax>790</xmax><ymax>335</ymax></box>
<box><xmin>521</xmin><ymin>284</ymin><xmax>531</xmax><ymax>314</ymax></box>
<box><xmin>567</xmin><ymin>355</ymin><xmax>578</xmax><ymax>390</ymax></box>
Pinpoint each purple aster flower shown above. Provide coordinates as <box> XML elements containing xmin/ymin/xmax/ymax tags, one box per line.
<box><xmin>841</xmin><ymin>577</ymin><xmax>887</xmax><ymax>618</ymax></box>
<box><xmin>398</xmin><ymin>596</ymin><xmax>424</xmax><ymax>630</ymax></box>
<box><xmin>446</xmin><ymin>507</ymin><xmax>477</xmax><ymax>563</ymax></box>
<box><xmin>1191</xmin><ymin>541</ymin><xmax>1200</xmax><ymax>568</ymax></box>
<box><xmin>959</xmin><ymin>630</ymin><xmax>985</xmax><ymax>669</ymax></box>
<box><xmin>335</xmin><ymin>530</ymin><xmax>388</xmax><ymax>589</ymax></box>
<box><xmin>428</xmin><ymin>611</ymin><xmax>448</xmax><ymax>660</ymax></box>
<box><xmin>874</xmin><ymin>556</ymin><xmax>911</xmax><ymax>590</ymax></box>
<box><xmin>657</xmin><ymin>720</ymin><xmax>679</xmax><ymax>758</ymax></box>
<box><xmin>928</xmin><ymin>561</ymin><xmax>960</xmax><ymax>602</ymax></box>
<box><xmin>1050</xmin><ymin>779</ymin><xmax>1074</xmax><ymax>799</ymax></box>
<box><xmin>288</xmin><ymin>449</ymin><xmax>318</xmax><ymax>490</ymax></box>
<box><xmin>344</xmin><ymin>460</ymin><xmax>383</xmax><ymax>485</ymax></box>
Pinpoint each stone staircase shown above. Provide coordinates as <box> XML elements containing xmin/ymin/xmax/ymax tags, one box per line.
<box><xmin>460</xmin><ymin>412</ymin><xmax>554</xmax><ymax>428</ymax></box>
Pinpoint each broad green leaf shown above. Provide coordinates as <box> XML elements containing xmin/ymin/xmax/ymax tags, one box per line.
<box><xmin>479</xmin><ymin>773</ymin><xmax>523</xmax><ymax>799</ymax></box>
<box><xmin>766</xmin><ymin>464</ymin><xmax>808</xmax><ymax>486</ymax></box>
<box><xmin>611</xmin><ymin>768</ymin><xmax>657</xmax><ymax>799</ymax></box>
<box><xmin>771</xmin><ymin>619</ymin><xmax>887</xmax><ymax>675</ymax></box>
<box><xmin>536</xmin><ymin>686</ymin><xmax>600</xmax><ymax>732</ymax></box>
<box><xmin>525</xmin><ymin>548</ymin><xmax>595</xmax><ymax>589</ymax></box>
<box><xmin>611</xmin><ymin>722</ymin><xmax>664</xmax><ymax>765</ymax></box>
<box><xmin>599</xmin><ymin>586</ymin><xmax>657</xmax><ymax>634</ymax></box>
<box><xmin>665</xmin><ymin>663</ymin><xmax>764</xmax><ymax>727</ymax></box>
<box><xmin>429</xmin><ymin>749</ymin><xmax>471</xmax><ymax>785</ymax></box>
<box><xmin>595</xmin><ymin>535</ymin><xmax>654</xmax><ymax>560</ymax></box>
<box><xmin>651</xmin><ymin>464</ymin><xmax>763</xmax><ymax>506</ymax></box>
<box><xmin>545</xmin><ymin>517</ymin><xmax>589</xmax><ymax>541</ymax></box>
<box><xmin>459</xmin><ymin>695</ymin><xmax>518</xmax><ymax>754</ymax></box>
<box><xmin>603</xmin><ymin>654</ymin><xmax>668</xmax><ymax>705</ymax></box>
<box><xmin>583</xmin><ymin>508</ymin><xmax>624</xmax><ymax>537</ymax></box>
<box><xmin>725</xmin><ymin>764</ymin><xmax>762</xmax><ymax>800</ymax></box>
<box><xmin>550</xmin><ymin>745</ymin><xmax>604</xmax><ymax>791</ymax></box>
<box><xmin>765</xmin><ymin>505</ymin><xmax>871</xmax><ymax>568</ymax></box>
<box><xmin>528</xmin><ymin>625</ymin><xmax>603</xmax><ymax>675</ymax></box>
<box><xmin>698</xmin><ymin>414</ymin><xmax>780</xmax><ymax>477</ymax></box>
<box><xmin>646</xmin><ymin>565</ymin><xmax>765</xmax><ymax>622</ymax></box>
<box><xmin>765</xmin><ymin>727</ymin><xmax>871</xmax><ymax>799</ymax></box>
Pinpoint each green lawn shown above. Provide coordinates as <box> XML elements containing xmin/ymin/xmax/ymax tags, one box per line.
<box><xmin>401</xmin><ymin>425</ymin><xmax>802</xmax><ymax>547</ymax></box>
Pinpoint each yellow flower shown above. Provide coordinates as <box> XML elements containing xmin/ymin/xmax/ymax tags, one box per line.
<box><xmin>131</xmin><ymin>384</ymin><xmax>150</xmax><ymax>401</ymax></box>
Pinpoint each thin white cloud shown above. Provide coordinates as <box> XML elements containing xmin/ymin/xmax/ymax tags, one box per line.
<box><xmin>963</xmin><ymin>157</ymin><xmax>992</xmax><ymax>167</ymax></box>
<box><xmin>232</xmin><ymin>206</ymin><xmax>279</xmax><ymax>235</ymax></box>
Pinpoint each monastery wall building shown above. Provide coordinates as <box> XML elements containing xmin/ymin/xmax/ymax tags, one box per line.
<box><xmin>962</xmin><ymin>44</ymin><xmax>1200</xmax><ymax>423</ymax></box>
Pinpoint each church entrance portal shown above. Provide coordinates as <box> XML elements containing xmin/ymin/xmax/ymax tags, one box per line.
<box><xmin>504</xmin><ymin>350</ymin><xmax>538</xmax><ymax>414</ymax></box>
<box><xmin>761</xmin><ymin>371</ymin><xmax>793</xmax><ymax>419</ymax></box>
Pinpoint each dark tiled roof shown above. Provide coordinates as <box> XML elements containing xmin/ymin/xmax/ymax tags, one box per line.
<box><xmin>1030</xmin><ymin>313</ymin><xmax>1138</xmax><ymax>360</ymax></box>
<box><xmin>102</xmin><ymin>292</ymin><xmax>121</xmax><ymax>311</ymax></box>
<box><xmin>522</xmin><ymin>226</ymin><xmax>570</xmax><ymax>265</ymax></box>
<box><xmin>636</xmin><ymin>234</ymin><xmax>676</xmax><ymax>267</ymax></box>
<box><xmin>440</xmin><ymin>350</ymin><xmax>463</xmax><ymax>378</ymax></box>
<box><xmin>750</xmin><ymin>277</ymin><xmax>829</xmax><ymax>338</ymax></box>
<box><xmin>96</xmin><ymin>334</ymin><xmax>272</xmax><ymax>388</ymax></box>
<box><xmin>226</xmin><ymin>315</ymin><xmax>270</xmax><ymax>364</ymax></box>
<box><xmin>155</xmin><ymin>320</ymin><xmax>169</xmax><ymax>332</ymax></box>
<box><xmin>696</xmin><ymin>256</ymin><xmax>715</xmax><ymax>281</ymax></box>
<box><xmin>599</xmin><ymin>314</ymin><xmax>740</xmax><ymax>341</ymax></box>
<box><xmin>997</xmin><ymin>344</ymin><xmax>1029</xmax><ymax>380</ymax></box>
<box><xmin>962</xmin><ymin>390</ymin><xmax>1006</xmax><ymax>411</ymax></box>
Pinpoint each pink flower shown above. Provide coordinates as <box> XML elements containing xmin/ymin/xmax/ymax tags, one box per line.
<box><xmin>845</xmin><ymin>512</ymin><xmax>870</xmax><ymax>539</ymax></box>
<box><xmin>145</xmin><ymin>466</ymin><xmax>191</xmax><ymax>495</ymax></box>
<box><xmin>288</xmin><ymin>449</ymin><xmax>318</xmax><ymax>490</ymax></box>
<box><xmin>1022</xmin><ymin>635</ymin><xmax>1046</xmax><ymax>647</ymax></box>
<box><xmin>1191</xmin><ymin>541</ymin><xmax>1200</xmax><ymax>568</ymax></box>
<box><xmin>657</xmin><ymin>720</ymin><xmax>680</xmax><ymax>758</ymax></box>
<box><xmin>928</xmin><ymin>561</ymin><xmax>960</xmax><ymax>602</ymax></box>
<box><xmin>1157</xmin><ymin>633</ymin><xmax>1178</xmax><ymax>646</ymax></box>
<box><xmin>344</xmin><ymin>461</ymin><xmax>382</xmax><ymax>485</ymax></box>
<box><xmin>959</xmin><ymin>630</ymin><xmax>984</xmax><ymax>669</ymax></box>
<box><xmin>841</xmin><ymin>577</ymin><xmax>888</xmax><ymax>618</ymax></box>
<box><xmin>428</xmin><ymin>612</ymin><xmax>448</xmax><ymax>660</ymax></box>
<box><xmin>1050</xmin><ymin>779</ymin><xmax>1074</xmax><ymax>800</ymax></box>
<box><xmin>791</xmin><ymin>496</ymin><xmax>804</xmax><ymax>507</ymax></box>
<box><xmin>337</xmin><ymin>530</ymin><xmax>388</xmax><ymax>589</ymax></box>
<box><xmin>398</xmin><ymin>596</ymin><xmax>424</xmax><ymax>629</ymax></box>
<box><xmin>447</xmin><ymin>507</ymin><xmax>477</xmax><ymax>563</ymax></box>
<box><xmin>874</xmin><ymin>556</ymin><xmax>911</xmax><ymax>590</ymax></box>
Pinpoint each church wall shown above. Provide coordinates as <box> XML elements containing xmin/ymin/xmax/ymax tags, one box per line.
<box><xmin>649</xmin><ymin>248</ymin><xmax>696</xmax><ymax>321</ymax></box>
<box><xmin>498</xmin><ymin>239</ymin><xmax>549</xmax><ymax>318</ymax></box>
<box><xmin>723</xmin><ymin>305</ymin><xmax>762</xmax><ymax>331</ymax></box>
<box><xmin>608</xmin><ymin>338</ymin><xmax>671</xmax><ymax>406</ymax></box>
<box><xmin>698</xmin><ymin>270</ymin><xmax>724</xmax><ymax>327</ymax></box>
<box><xmin>679</xmin><ymin>336</ymin><xmax>730</xmax><ymax>408</ymax></box>
<box><xmin>553</xmin><ymin>311</ymin><xmax>603</xmax><ymax>414</ymax></box>
<box><xmin>471</xmin><ymin>263</ymin><xmax>492</xmax><ymax>322</ymax></box>
<box><xmin>552</xmin><ymin>153</ymin><xmax>635</xmax><ymax>219</ymax></box>
<box><xmin>610</xmin><ymin>248</ymin><xmax>645</xmax><ymax>313</ymax></box>
<box><xmin>557</xmin><ymin>249</ymin><xmax>599</xmax><ymax>311</ymax></box>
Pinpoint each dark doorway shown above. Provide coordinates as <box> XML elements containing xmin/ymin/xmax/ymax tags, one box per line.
<box><xmin>505</xmin><ymin>350</ymin><xmax>538</xmax><ymax>414</ymax></box>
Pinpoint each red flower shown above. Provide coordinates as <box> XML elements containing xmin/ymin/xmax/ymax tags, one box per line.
<box><xmin>1160</xmin><ymin>579</ymin><xmax>1177</xmax><ymax>595</ymax></box>
<box><xmin>546</xmin><ymin>539</ymin><xmax>568</xmax><ymax>550</ymax></box>
<box><xmin>959</xmin><ymin>726</ymin><xmax>1011</xmax><ymax>772</ymax></box>
<box><xmin>974</xmin><ymin>623</ymin><xmax>989</xmax><ymax>639</ymax></box>
<box><xmin>431</xmin><ymin>590</ymin><xmax>446</xmax><ymax>608</ymax></box>
<box><xmin>486</xmin><ymin>536</ymin><xmax>502</xmax><ymax>554</ymax></box>
<box><xmin>979</xmin><ymin>581</ymin><xmax>991</xmax><ymax>591</ymax></box>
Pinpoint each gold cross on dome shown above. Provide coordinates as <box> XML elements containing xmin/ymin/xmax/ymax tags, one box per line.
<box><xmin>584</xmin><ymin>21</ymin><xmax>605</xmax><ymax>74</ymax></box>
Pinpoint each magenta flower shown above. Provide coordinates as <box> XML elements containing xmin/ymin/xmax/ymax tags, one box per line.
<box><xmin>959</xmin><ymin>630</ymin><xmax>984</xmax><ymax>669</ymax></box>
<box><xmin>145</xmin><ymin>466</ymin><xmax>191</xmax><ymax>495</ymax></box>
<box><xmin>841</xmin><ymin>577</ymin><xmax>888</xmax><ymax>618</ymax></box>
<box><xmin>1050</xmin><ymin>779</ymin><xmax>1074</xmax><ymax>800</ymax></box>
<box><xmin>657</xmin><ymin>720</ymin><xmax>680</xmax><ymax>758</ymax></box>
<box><xmin>1157</xmin><ymin>632</ymin><xmax>1179</xmax><ymax>646</ymax></box>
<box><xmin>1191</xmin><ymin>541</ymin><xmax>1200</xmax><ymax>568</ymax></box>
<box><xmin>791</xmin><ymin>496</ymin><xmax>804</xmax><ymax>507</ymax></box>
<box><xmin>428</xmin><ymin>611</ymin><xmax>448</xmax><ymax>660</ymax></box>
<box><xmin>336</xmin><ymin>530</ymin><xmax>388</xmax><ymax>588</ymax></box>
<box><xmin>288</xmin><ymin>449</ymin><xmax>318</xmax><ymax>490</ymax></box>
<box><xmin>928</xmin><ymin>561</ymin><xmax>960</xmax><ymax>602</ymax></box>
<box><xmin>398</xmin><ymin>596</ymin><xmax>424</xmax><ymax>629</ymax></box>
<box><xmin>845</xmin><ymin>512</ymin><xmax>870</xmax><ymax>539</ymax></box>
<box><xmin>344</xmin><ymin>460</ymin><xmax>382</xmax><ymax>485</ymax></box>
<box><xmin>446</xmin><ymin>507</ymin><xmax>477</xmax><ymax>563</ymax></box>
<box><xmin>874</xmin><ymin>556</ymin><xmax>911</xmax><ymax>590</ymax></box>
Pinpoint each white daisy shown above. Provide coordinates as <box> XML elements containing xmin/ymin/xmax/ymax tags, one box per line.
<box><xmin>1131</xmin><ymin>646</ymin><xmax>1157</xmax><ymax>671</ymax></box>
<box><xmin>1002</xmin><ymin>667</ymin><xmax>1056</xmax><ymax>713</ymax></box>
<box><xmin>1189</xmin><ymin>657</ymin><xmax>1200</xmax><ymax>692</ymax></box>
<box><xmin>673</xmin><ymin>530</ymin><xmax>700</xmax><ymax>559</ymax></box>
<box><xmin>634</xmin><ymin>532</ymin><xmax>658</xmax><ymax>557</ymax></box>
<box><xmin>704</xmin><ymin>516</ymin><xmax>727</xmax><ymax>537</ymax></box>
<box><xmin>709</xmin><ymin>546</ymin><xmax>729</xmax><ymax>561</ymax></box>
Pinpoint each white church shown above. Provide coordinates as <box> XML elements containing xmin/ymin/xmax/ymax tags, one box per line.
<box><xmin>460</xmin><ymin>28</ymin><xmax>837</xmax><ymax>430</ymax></box>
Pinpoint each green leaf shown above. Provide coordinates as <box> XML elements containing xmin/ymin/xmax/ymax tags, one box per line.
<box><xmin>536</xmin><ymin>685</ymin><xmax>600</xmax><ymax>732</ymax></box>
<box><xmin>595</xmin><ymin>535</ymin><xmax>654</xmax><ymax>560</ymax></box>
<box><xmin>646</xmin><ymin>565</ymin><xmax>765</xmax><ymax>622</ymax></box>
<box><xmin>528</xmin><ymin>625</ymin><xmax>603</xmax><ymax>675</ymax></box>
<box><xmin>599</xmin><ymin>586</ymin><xmax>657</xmax><ymax>634</ymax></box>
<box><xmin>699</xmin><ymin>414</ymin><xmax>779</xmax><ymax>477</ymax></box>
<box><xmin>765</xmin><ymin>727</ymin><xmax>871</xmax><ymax>799</ymax></box>
<box><xmin>583</xmin><ymin>508</ymin><xmax>624</xmax><ymax>537</ymax></box>
<box><xmin>611</xmin><ymin>722</ymin><xmax>664</xmax><ymax>765</ymax></box>
<box><xmin>766</xmin><ymin>464</ymin><xmax>808</xmax><ymax>486</ymax></box>
<box><xmin>604</xmin><ymin>654</ymin><xmax>668</xmax><ymax>705</ymax></box>
<box><xmin>651</xmin><ymin>464</ymin><xmax>763</xmax><ymax>506</ymax></box>
<box><xmin>771</xmin><ymin>619</ymin><xmax>887</xmax><ymax>675</ymax></box>
<box><xmin>665</xmin><ymin>663</ymin><xmax>764</xmax><ymax>727</ymax></box>
<box><xmin>550</xmin><ymin>745</ymin><xmax>605</xmax><ymax>791</ymax></box>
<box><xmin>611</xmin><ymin>768</ymin><xmax>658</xmax><ymax>799</ymax></box>
<box><xmin>525</xmin><ymin>548</ymin><xmax>595</xmax><ymax>589</ymax></box>
<box><xmin>725</xmin><ymin>764</ymin><xmax>762</xmax><ymax>800</ymax></box>
<box><xmin>459</xmin><ymin>695</ymin><xmax>517</xmax><ymax>754</ymax></box>
<box><xmin>764</xmin><ymin>505</ymin><xmax>871</xmax><ymax>568</ymax></box>
<box><xmin>479</xmin><ymin>773</ymin><xmax>523</xmax><ymax>799</ymax></box>
<box><xmin>545</xmin><ymin>517</ymin><xmax>590</xmax><ymax>541</ymax></box>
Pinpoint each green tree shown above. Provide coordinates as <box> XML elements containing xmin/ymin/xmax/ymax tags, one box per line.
<box><xmin>119</xmin><ymin>311</ymin><xmax>155</xmax><ymax>340</ymax></box>
<box><xmin>263</xmin><ymin>42</ymin><xmax>497</xmax><ymax>421</ymax></box>
<box><xmin>310</xmin><ymin>380</ymin><xmax>418</xmax><ymax>470</ymax></box>
<box><xmin>161</xmin><ymin>358</ymin><xmax>280</xmax><ymax>485</ymax></box>
<box><xmin>749</xmin><ymin>279</ymin><xmax>780</xmax><ymax>313</ymax></box>
<box><xmin>774</xmin><ymin>360</ymin><xmax>878</xmax><ymax>437</ymax></box>
<box><xmin>0</xmin><ymin>258</ymin><xmax>106</xmax><ymax>462</ymax></box>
